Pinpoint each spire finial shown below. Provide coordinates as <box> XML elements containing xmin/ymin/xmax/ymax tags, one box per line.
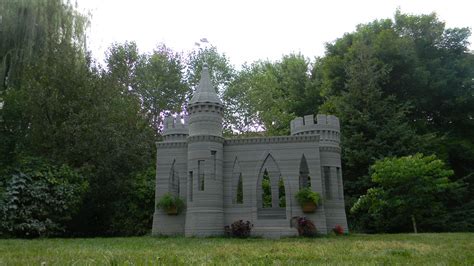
<box><xmin>189</xmin><ymin>63</ymin><xmax>222</xmax><ymax>105</ymax></box>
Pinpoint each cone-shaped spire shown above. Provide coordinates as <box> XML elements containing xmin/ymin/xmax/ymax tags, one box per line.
<box><xmin>189</xmin><ymin>63</ymin><xmax>222</xmax><ymax>105</ymax></box>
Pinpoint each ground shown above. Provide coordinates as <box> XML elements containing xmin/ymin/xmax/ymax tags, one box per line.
<box><xmin>0</xmin><ymin>233</ymin><xmax>472</xmax><ymax>265</ymax></box>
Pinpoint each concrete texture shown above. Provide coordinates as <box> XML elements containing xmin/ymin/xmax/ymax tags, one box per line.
<box><xmin>152</xmin><ymin>64</ymin><xmax>348</xmax><ymax>238</ymax></box>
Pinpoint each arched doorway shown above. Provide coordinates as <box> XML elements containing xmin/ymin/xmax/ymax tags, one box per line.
<box><xmin>257</xmin><ymin>154</ymin><xmax>286</xmax><ymax>219</ymax></box>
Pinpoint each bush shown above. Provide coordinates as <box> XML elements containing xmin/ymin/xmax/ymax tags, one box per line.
<box><xmin>333</xmin><ymin>224</ymin><xmax>344</xmax><ymax>235</ymax></box>
<box><xmin>295</xmin><ymin>188</ymin><xmax>320</xmax><ymax>207</ymax></box>
<box><xmin>351</xmin><ymin>153</ymin><xmax>458</xmax><ymax>233</ymax></box>
<box><xmin>0</xmin><ymin>157</ymin><xmax>88</xmax><ymax>238</ymax></box>
<box><xmin>225</xmin><ymin>220</ymin><xmax>253</xmax><ymax>238</ymax></box>
<box><xmin>156</xmin><ymin>193</ymin><xmax>185</xmax><ymax>213</ymax></box>
<box><xmin>109</xmin><ymin>167</ymin><xmax>155</xmax><ymax>235</ymax></box>
<box><xmin>292</xmin><ymin>216</ymin><xmax>317</xmax><ymax>237</ymax></box>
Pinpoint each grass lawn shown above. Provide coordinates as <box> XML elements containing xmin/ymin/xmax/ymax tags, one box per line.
<box><xmin>0</xmin><ymin>233</ymin><xmax>472</xmax><ymax>265</ymax></box>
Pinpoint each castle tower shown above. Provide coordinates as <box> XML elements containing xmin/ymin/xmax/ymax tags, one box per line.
<box><xmin>185</xmin><ymin>64</ymin><xmax>225</xmax><ymax>236</ymax></box>
<box><xmin>290</xmin><ymin>114</ymin><xmax>349</xmax><ymax>233</ymax></box>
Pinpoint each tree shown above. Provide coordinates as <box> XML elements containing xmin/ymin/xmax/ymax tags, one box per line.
<box><xmin>225</xmin><ymin>54</ymin><xmax>321</xmax><ymax>135</ymax></box>
<box><xmin>105</xmin><ymin>41</ymin><xmax>142</xmax><ymax>95</ymax></box>
<box><xmin>319</xmin><ymin>10</ymin><xmax>474</xmax><ymax>181</ymax></box>
<box><xmin>317</xmin><ymin>11</ymin><xmax>474</xmax><ymax>231</ymax></box>
<box><xmin>0</xmin><ymin>157</ymin><xmax>88</xmax><ymax>238</ymax></box>
<box><xmin>222</xmin><ymin>64</ymin><xmax>262</xmax><ymax>133</ymax></box>
<box><xmin>105</xmin><ymin>43</ymin><xmax>189</xmax><ymax>132</ymax></box>
<box><xmin>137</xmin><ymin>45</ymin><xmax>188</xmax><ymax>132</ymax></box>
<box><xmin>0</xmin><ymin>0</ymin><xmax>89</xmax><ymax>166</ymax></box>
<box><xmin>0</xmin><ymin>1</ymin><xmax>157</xmax><ymax>236</ymax></box>
<box><xmin>0</xmin><ymin>0</ymin><xmax>88</xmax><ymax>91</ymax></box>
<box><xmin>351</xmin><ymin>154</ymin><xmax>459</xmax><ymax>233</ymax></box>
<box><xmin>108</xmin><ymin>167</ymin><xmax>155</xmax><ymax>235</ymax></box>
<box><xmin>320</xmin><ymin>42</ymin><xmax>430</xmax><ymax>225</ymax></box>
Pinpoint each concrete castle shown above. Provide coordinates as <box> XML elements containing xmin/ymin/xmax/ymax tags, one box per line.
<box><xmin>152</xmin><ymin>64</ymin><xmax>348</xmax><ymax>238</ymax></box>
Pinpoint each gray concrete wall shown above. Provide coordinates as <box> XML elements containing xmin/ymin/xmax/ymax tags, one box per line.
<box><xmin>291</xmin><ymin>114</ymin><xmax>348</xmax><ymax>233</ymax></box>
<box><xmin>222</xmin><ymin>135</ymin><xmax>329</xmax><ymax>237</ymax></box>
<box><xmin>185</xmin><ymin>137</ymin><xmax>224</xmax><ymax>236</ymax></box>
<box><xmin>152</xmin><ymin>141</ymin><xmax>188</xmax><ymax>236</ymax></box>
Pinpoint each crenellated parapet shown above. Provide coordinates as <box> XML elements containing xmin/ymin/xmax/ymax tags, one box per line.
<box><xmin>188</xmin><ymin>102</ymin><xmax>224</xmax><ymax>115</ymax></box>
<box><xmin>163</xmin><ymin>115</ymin><xmax>189</xmax><ymax>141</ymax></box>
<box><xmin>290</xmin><ymin>114</ymin><xmax>341</xmax><ymax>143</ymax></box>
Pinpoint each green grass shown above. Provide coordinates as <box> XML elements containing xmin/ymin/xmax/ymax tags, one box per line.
<box><xmin>0</xmin><ymin>233</ymin><xmax>472</xmax><ymax>265</ymax></box>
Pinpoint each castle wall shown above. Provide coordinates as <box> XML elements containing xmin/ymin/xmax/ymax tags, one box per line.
<box><xmin>222</xmin><ymin>135</ymin><xmax>329</xmax><ymax>237</ymax></box>
<box><xmin>291</xmin><ymin>114</ymin><xmax>348</xmax><ymax>233</ymax></box>
<box><xmin>319</xmin><ymin>147</ymin><xmax>348</xmax><ymax>232</ymax></box>
<box><xmin>185</xmin><ymin>136</ymin><xmax>224</xmax><ymax>236</ymax></box>
<box><xmin>152</xmin><ymin>141</ymin><xmax>187</xmax><ymax>236</ymax></box>
<box><xmin>153</xmin><ymin>63</ymin><xmax>348</xmax><ymax>237</ymax></box>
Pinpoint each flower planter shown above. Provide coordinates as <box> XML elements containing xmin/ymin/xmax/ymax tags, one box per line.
<box><xmin>302</xmin><ymin>202</ymin><xmax>317</xmax><ymax>213</ymax></box>
<box><xmin>157</xmin><ymin>193</ymin><xmax>185</xmax><ymax>215</ymax></box>
<box><xmin>166</xmin><ymin>206</ymin><xmax>178</xmax><ymax>215</ymax></box>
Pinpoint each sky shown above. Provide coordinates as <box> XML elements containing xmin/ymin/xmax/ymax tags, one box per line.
<box><xmin>77</xmin><ymin>0</ymin><xmax>474</xmax><ymax>67</ymax></box>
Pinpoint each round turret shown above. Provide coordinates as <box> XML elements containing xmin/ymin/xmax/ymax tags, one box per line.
<box><xmin>290</xmin><ymin>114</ymin><xmax>340</xmax><ymax>144</ymax></box>
<box><xmin>162</xmin><ymin>115</ymin><xmax>189</xmax><ymax>142</ymax></box>
<box><xmin>187</xmin><ymin>64</ymin><xmax>224</xmax><ymax>137</ymax></box>
<box><xmin>185</xmin><ymin>64</ymin><xmax>225</xmax><ymax>236</ymax></box>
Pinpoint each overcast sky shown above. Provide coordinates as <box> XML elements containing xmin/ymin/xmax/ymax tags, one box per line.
<box><xmin>77</xmin><ymin>0</ymin><xmax>474</xmax><ymax>67</ymax></box>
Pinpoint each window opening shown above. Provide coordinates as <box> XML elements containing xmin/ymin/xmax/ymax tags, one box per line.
<box><xmin>278</xmin><ymin>177</ymin><xmax>286</xmax><ymax>208</ymax></box>
<box><xmin>236</xmin><ymin>173</ymin><xmax>243</xmax><ymax>204</ymax></box>
<box><xmin>324</xmin><ymin>166</ymin><xmax>331</xmax><ymax>199</ymax></box>
<box><xmin>198</xmin><ymin>160</ymin><xmax>205</xmax><ymax>191</ymax></box>
<box><xmin>189</xmin><ymin>171</ymin><xmax>193</xmax><ymax>201</ymax></box>
<box><xmin>261</xmin><ymin>169</ymin><xmax>272</xmax><ymax>208</ymax></box>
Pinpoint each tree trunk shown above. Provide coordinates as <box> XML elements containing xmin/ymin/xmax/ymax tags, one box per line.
<box><xmin>411</xmin><ymin>215</ymin><xmax>418</xmax><ymax>234</ymax></box>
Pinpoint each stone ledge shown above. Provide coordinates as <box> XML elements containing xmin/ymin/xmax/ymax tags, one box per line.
<box><xmin>156</xmin><ymin>141</ymin><xmax>188</xmax><ymax>149</ymax></box>
<box><xmin>187</xmin><ymin>135</ymin><xmax>225</xmax><ymax>144</ymax></box>
<box><xmin>224</xmin><ymin>135</ymin><xmax>320</xmax><ymax>145</ymax></box>
<box><xmin>320</xmin><ymin>146</ymin><xmax>341</xmax><ymax>153</ymax></box>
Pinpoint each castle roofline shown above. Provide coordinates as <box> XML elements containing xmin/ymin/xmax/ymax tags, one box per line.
<box><xmin>189</xmin><ymin>63</ymin><xmax>223</xmax><ymax>105</ymax></box>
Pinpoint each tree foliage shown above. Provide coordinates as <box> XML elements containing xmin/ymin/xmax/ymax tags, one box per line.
<box><xmin>105</xmin><ymin>42</ymin><xmax>188</xmax><ymax>132</ymax></box>
<box><xmin>0</xmin><ymin>0</ymin><xmax>88</xmax><ymax>92</ymax></box>
<box><xmin>0</xmin><ymin>157</ymin><xmax>87</xmax><ymax>238</ymax></box>
<box><xmin>224</xmin><ymin>54</ymin><xmax>322</xmax><ymax>135</ymax></box>
<box><xmin>319</xmin><ymin>41</ymin><xmax>432</xmax><ymax>223</ymax></box>
<box><xmin>351</xmin><ymin>154</ymin><xmax>459</xmax><ymax>233</ymax></box>
<box><xmin>315</xmin><ymin>11</ymin><xmax>474</xmax><ymax>231</ymax></box>
<box><xmin>0</xmin><ymin>0</ymin><xmax>156</xmax><ymax>236</ymax></box>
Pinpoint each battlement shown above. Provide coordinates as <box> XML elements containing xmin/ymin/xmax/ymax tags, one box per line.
<box><xmin>290</xmin><ymin>114</ymin><xmax>340</xmax><ymax>143</ymax></box>
<box><xmin>163</xmin><ymin>115</ymin><xmax>189</xmax><ymax>141</ymax></box>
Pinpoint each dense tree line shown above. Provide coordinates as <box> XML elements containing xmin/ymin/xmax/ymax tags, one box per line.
<box><xmin>0</xmin><ymin>1</ymin><xmax>472</xmax><ymax>237</ymax></box>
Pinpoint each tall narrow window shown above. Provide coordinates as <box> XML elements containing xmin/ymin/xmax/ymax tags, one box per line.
<box><xmin>261</xmin><ymin>169</ymin><xmax>272</xmax><ymax>208</ymax></box>
<box><xmin>189</xmin><ymin>171</ymin><xmax>193</xmax><ymax>201</ymax></box>
<box><xmin>236</xmin><ymin>173</ymin><xmax>243</xmax><ymax>204</ymax></box>
<box><xmin>211</xmin><ymin>151</ymin><xmax>216</xmax><ymax>179</ymax></box>
<box><xmin>336</xmin><ymin>167</ymin><xmax>341</xmax><ymax>199</ymax></box>
<box><xmin>169</xmin><ymin>160</ymin><xmax>180</xmax><ymax>196</ymax></box>
<box><xmin>278</xmin><ymin>177</ymin><xmax>286</xmax><ymax>208</ymax></box>
<box><xmin>299</xmin><ymin>155</ymin><xmax>310</xmax><ymax>189</ymax></box>
<box><xmin>324</xmin><ymin>166</ymin><xmax>331</xmax><ymax>199</ymax></box>
<box><xmin>198</xmin><ymin>160</ymin><xmax>205</xmax><ymax>191</ymax></box>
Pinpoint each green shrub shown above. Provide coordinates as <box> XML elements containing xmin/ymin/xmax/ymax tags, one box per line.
<box><xmin>225</xmin><ymin>220</ymin><xmax>253</xmax><ymax>238</ymax></box>
<box><xmin>295</xmin><ymin>188</ymin><xmax>320</xmax><ymax>207</ymax></box>
<box><xmin>0</xmin><ymin>157</ymin><xmax>88</xmax><ymax>238</ymax></box>
<box><xmin>108</xmin><ymin>167</ymin><xmax>155</xmax><ymax>236</ymax></box>
<box><xmin>351</xmin><ymin>153</ymin><xmax>459</xmax><ymax>233</ymax></box>
<box><xmin>292</xmin><ymin>216</ymin><xmax>317</xmax><ymax>237</ymax></box>
<box><xmin>156</xmin><ymin>193</ymin><xmax>185</xmax><ymax>213</ymax></box>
